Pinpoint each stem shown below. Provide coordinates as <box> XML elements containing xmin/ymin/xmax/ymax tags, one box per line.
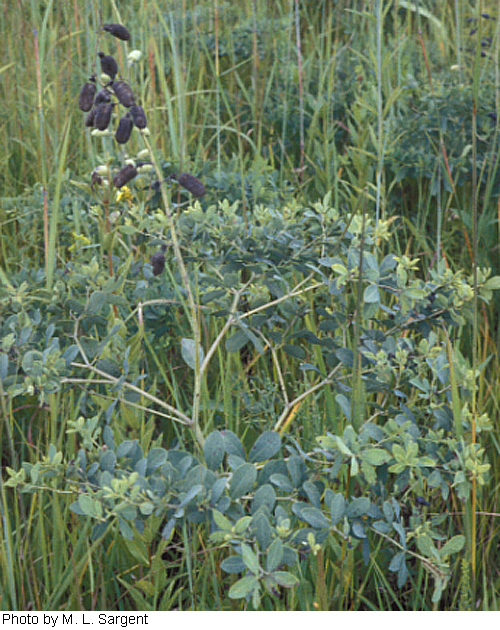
<box><xmin>140</xmin><ymin>134</ymin><xmax>205</xmax><ymax>448</ymax></box>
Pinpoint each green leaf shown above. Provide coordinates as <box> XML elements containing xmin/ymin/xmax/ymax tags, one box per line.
<box><xmin>272</xmin><ymin>571</ymin><xmax>299</xmax><ymax>588</ymax></box>
<box><xmin>204</xmin><ymin>430</ymin><xmax>225</xmax><ymax>470</ymax></box>
<box><xmin>286</xmin><ymin>455</ymin><xmax>306</xmax><ymax>488</ymax></box>
<box><xmin>177</xmin><ymin>484</ymin><xmax>203</xmax><ymax>509</ymax></box>
<box><xmin>78</xmin><ymin>494</ymin><xmax>103</xmax><ymax>519</ymax></box>
<box><xmin>225</xmin><ymin>329</ymin><xmax>249</xmax><ymax>353</ymax></box>
<box><xmin>248</xmin><ymin>431</ymin><xmax>281</xmax><ymax>463</ymax></box>
<box><xmin>118</xmin><ymin>516</ymin><xmax>134</xmax><ymax>540</ymax></box>
<box><xmin>302</xmin><ymin>481</ymin><xmax>321</xmax><ymax>509</ymax></box>
<box><xmin>283</xmin><ymin>344</ymin><xmax>306</xmax><ymax>359</ymax></box>
<box><xmin>146</xmin><ymin>448</ymin><xmax>168</xmax><ymax>473</ymax></box>
<box><xmin>361</xmin><ymin>448</ymin><xmax>391</xmax><ymax>466</ymax></box>
<box><xmin>252</xmin><ymin>484</ymin><xmax>277</xmax><ymax>514</ymax></box>
<box><xmin>251</xmin><ymin>512</ymin><xmax>272</xmax><ymax>550</ymax></box>
<box><xmin>440</xmin><ymin>535</ymin><xmax>465</xmax><ymax>558</ymax></box>
<box><xmin>266</xmin><ymin>538</ymin><xmax>284</xmax><ymax>573</ymax></box>
<box><xmin>329</xmin><ymin>493</ymin><xmax>345</xmax><ymax>525</ymax></box>
<box><xmin>345</xmin><ymin>497</ymin><xmax>370</xmax><ymax>518</ymax></box>
<box><xmin>221</xmin><ymin>556</ymin><xmax>246</xmax><ymax>574</ymax></box>
<box><xmin>228</xmin><ymin>575</ymin><xmax>260</xmax><ymax>600</ymax></box>
<box><xmin>139</xmin><ymin>501</ymin><xmax>154</xmax><ymax>516</ymax></box>
<box><xmin>181</xmin><ymin>337</ymin><xmax>205</xmax><ymax>370</ymax></box>
<box><xmin>221</xmin><ymin>430</ymin><xmax>246</xmax><ymax>460</ymax></box>
<box><xmin>299</xmin><ymin>507</ymin><xmax>330</xmax><ymax>529</ymax></box>
<box><xmin>388</xmin><ymin>551</ymin><xmax>405</xmax><ymax>573</ymax></box>
<box><xmin>99</xmin><ymin>450</ymin><xmax>116</xmax><ymax>473</ymax></box>
<box><xmin>229</xmin><ymin>463</ymin><xmax>257</xmax><ymax>499</ymax></box>
<box><xmin>212</xmin><ymin>509</ymin><xmax>232</xmax><ymax>531</ymax></box>
<box><xmin>483</xmin><ymin>275</ymin><xmax>500</xmax><ymax>290</ymax></box>
<box><xmin>364</xmin><ymin>284</ymin><xmax>380</xmax><ymax>303</ymax></box>
<box><xmin>416</xmin><ymin>534</ymin><xmax>439</xmax><ymax>560</ymax></box>
<box><xmin>234</xmin><ymin>516</ymin><xmax>253</xmax><ymax>535</ymax></box>
<box><xmin>270</xmin><ymin>473</ymin><xmax>294</xmax><ymax>493</ymax></box>
<box><xmin>241</xmin><ymin>543</ymin><xmax>260</xmax><ymax>575</ymax></box>
<box><xmin>351</xmin><ymin>521</ymin><xmax>366</xmax><ymax>538</ymax></box>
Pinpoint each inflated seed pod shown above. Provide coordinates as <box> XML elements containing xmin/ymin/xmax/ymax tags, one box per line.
<box><xmin>150</xmin><ymin>250</ymin><xmax>165</xmax><ymax>276</ymax></box>
<box><xmin>113</xmin><ymin>163</ymin><xmax>138</xmax><ymax>188</ymax></box>
<box><xmin>91</xmin><ymin>170</ymin><xmax>103</xmax><ymax>190</ymax></box>
<box><xmin>94</xmin><ymin>87</ymin><xmax>112</xmax><ymax>105</ymax></box>
<box><xmin>176</xmin><ymin>173</ymin><xmax>206</xmax><ymax>198</ymax></box>
<box><xmin>98</xmin><ymin>52</ymin><xmax>118</xmax><ymax>80</ymax></box>
<box><xmin>85</xmin><ymin>107</ymin><xmax>96</xmax><ymax>127</ymax></box>
<box><xmin>115</xmin><ymin>112</ymin><xmax>134</xmax><ymax>144</ymax></box>
<box><xmin>93</xmin><ymin>102</ymin><xmax>114</xmax><ymax>130</ymax></box>
<box><xmin>112</xmin><ymin>80</ymin><xmax>135</xmax><ymax>107</ymax></box>
<box><xmin>78</xmin><ymin>77</ymin><xmax>96</xmax><ymax>112</ymax></box>
<box><xmin>102</xmin><ymin>23</ymin><xmax>131</xmax><ymax>41</ymax></box>
<box><xmin>129</xmin><ymin>104</ymin><xmax>147</xmax><ymax>129</ymax></box>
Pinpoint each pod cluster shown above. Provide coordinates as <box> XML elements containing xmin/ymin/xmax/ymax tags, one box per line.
<box><xmin>78</xmin><ymin>22</ymin><xmax>150</xmax><ymax>188</ymax></box>
<box><xmin>78</xmin><ymin>22</ymin><xmax>206</xmax><ymax>200</ymax></box>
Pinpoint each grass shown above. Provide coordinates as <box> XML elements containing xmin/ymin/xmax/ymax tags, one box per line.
<box><xmin>1</xmin><ymin>0</ymin><xmax>500</xmax><ymax>611</ymax></box>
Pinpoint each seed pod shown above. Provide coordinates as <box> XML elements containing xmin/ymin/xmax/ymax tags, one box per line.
<box><xmin>78</xmin><ymin>78</ymin><xmax>96</xmax><ymax>112</ymax></box>
<box><xmin>176</xmin><ymin>173</ymin><xmax>206</xmax><ymax>198</ymax></box>
<box><xmin>113</xmin><ymin>163</ymin><xmax>138</xmax><ymax>188</ymax></box>
<box><xmin>94</xmin><ymin>87</ymin><xmax>112</xmax><ymax>105</ymax></box>
<box><xmin>102</xmin><ymin>23</ymin><xmax>131</xmax><ymax>41</ymax></box>
<box><xmin>85</xmin><ymin>108</ymin><xmax>96</xmax><ymax>127</ymax></box>
<box><xmin>115</xmin><ymin>113</ymin><xmax>134</xmax><ymax>144</ymax></box>
<box><xmin>151</xmin><ymin>250</ymin><xmax>165</xmax><ymax>276</ymax></box>
<box><xmin>93</xmin><ymin>102</ymin><xmax>114</xmax><ymax>130</ymax></box>
<box><xmin>112</xmin><ymin>80</ymin><xmax>135</xmax><ymax>107</ymax></box>
<box><xmin>98</xmin><ymin>52</ymin><xmax>118</xmax><ymax>80</ymax></box>
<box><xmin>130</xmin><ymin>104</ymin><xmax>147</xmax><ymax>129</ymax></box>
<box><xmin>91</xmin><ymin>170</ymin><xmax>103</xmax><ymax>190</ymax></box>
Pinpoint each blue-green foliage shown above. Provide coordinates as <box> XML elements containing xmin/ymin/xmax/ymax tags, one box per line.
<box><xmin>2</xmin><ymin>193</ymin><xmax>498</xmax><ymax>608</ymax></box>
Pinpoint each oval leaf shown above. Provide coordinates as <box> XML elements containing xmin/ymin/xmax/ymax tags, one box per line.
<box><xmin>229</xmin><ymin>463</ymin><xmax>257</xmax><ymax>499</ymax></box>
<box><xmin>273</xmin><ymin>571</ymin><xmax>300</xmax><ymax>588</ymax></box>
<box><xmin>204</xmin><ymin>430</ymin><xmax>225</xmax><ymax>470</ymax></box>
<box><xmin>248</xmin><ymin>431</ymin><xmax>281</xmax><ymax>463</ymax></box>
<box><xmin>228</xmin><ymin>575</ymin><xmax>259</xmax><ymax>600</ymax></box>
<box><xmin>181</xmin><ymin>337</ymin><xmax>205</xmax><ymax>370</ymax></box>
<box><xmin>299</xmin><ymin>506</ymin><xmax>330</xmax><ymax>529</ymax></box>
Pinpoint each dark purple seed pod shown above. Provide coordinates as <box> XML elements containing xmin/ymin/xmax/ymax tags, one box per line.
<box><xmin>85</xmin><ymin>108</ymin><xmax>96</xmax><ymax>127</ymax></box>
<box><xmin>93</xmin><ymin>102</ymin><xmax>114</xmax><ymax>130</ymax></box>
<box><xmin>98</xmin><ymin>52</ymin><xmax>118</xmax><ymax>80</ymax></box>
<box><xmin>113</xmin><ymin>163</ymin><xmax>138</xmax><ymax>188</ymax></box>
<box><xmin>112</xmin><ymin>80</ymin><xmax>135</xmax><ymax>107</ymax></box>
<box><xmin>176</xmin><ymin>173</ymin><xmax>206</xmax><ymax>198</ymax></box>
<box><xmin>129</xmin><ymin>104</ymin><xmax>147</xmax><ymax>129</ymax></box>
<box><xmin>91</xmin><ymin>170</ymin><xmax>103</xmax><ymax>190</ymax></box>
<box><xmin>115</xmin><ymin>113</ymin><xmax>134</xmax><ymax>144</ymax></box>
<box><xmin>78</xmin><ymin>78</ymin><xmax>96</xmax><ymax>112</ymax></box>
<box><xmin>102</xmin><ymin>23</ymin><xmax>131</xmax><ymax>41</ymax></box>
<box><xmin>151</xmin><ymin>250</ymin><xmax>165</xmax><ymax>276</ymax></box>
<box><xmin>94</xmin><ymin>87</ymin><xmax>112</xmax><ymax>105</ymax></box>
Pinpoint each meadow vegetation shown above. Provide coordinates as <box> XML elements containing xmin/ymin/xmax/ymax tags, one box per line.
<box><xmin>1</xmin><ymin>0</ymin><xmax>500</xmax><ymax>611</ymax></box>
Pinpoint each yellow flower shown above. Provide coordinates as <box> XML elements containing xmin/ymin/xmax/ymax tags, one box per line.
<box><xmin>68</xmin><ymin>232</ymin><xmax>91</xmax><ymax>252</ymax></box>
<box><xmin>116</xmin><ymin>186</ymin><xmax>133</xmax><ymax>204</ymax></box>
